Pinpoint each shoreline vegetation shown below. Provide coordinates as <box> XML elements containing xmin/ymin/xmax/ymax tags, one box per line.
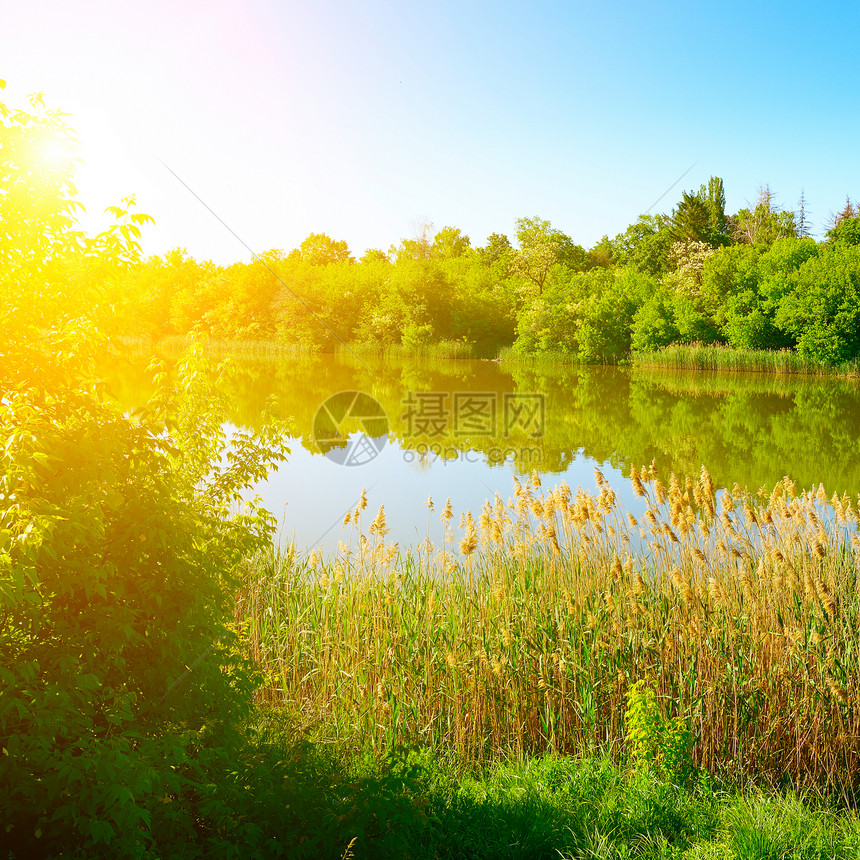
<box><xmin>222</xmin><ymin>464</ymin><xmax>860</xmax><ymax>856</ymax></box>
<box><xmin>121</xmin><ymin>334</ymin><xmax>860</xmax><ymax>377</ymax></box>
<box><xmin>241</xmin><ymin>467</ymin><xmax>860</xmax><ymax>800</ymax></box>
<box><xmin>631</xmin><ymin>343</ymin><xmax>860</xmax><ymax>377</ymax></box>
<box><xmin>106</xmin><ymin>181</ymin><xmax>860</xmax><ymax>376</ymax></box>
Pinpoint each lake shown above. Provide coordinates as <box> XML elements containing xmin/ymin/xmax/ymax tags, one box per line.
<box><xmin>110</xmin><ymin>350</ymin><xmax>860</xmax><ymax>554</ymax></box>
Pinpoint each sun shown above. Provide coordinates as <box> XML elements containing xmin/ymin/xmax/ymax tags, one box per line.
<box><xmin>37</xmin><ymin>133</ymin><xmax>77</xmax><ymax>168</ymax></box>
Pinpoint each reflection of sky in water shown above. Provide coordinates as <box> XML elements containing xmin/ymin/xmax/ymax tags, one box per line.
<box><xmin>116</xmin><ymin>352</ymin><xmax>860</xmax><ymax>557</ymax></box>
<box><xmin>247</xmin><ymin>432</ymin><xmax>848</xmax><ymax>562</ymax></box>
<box><xmin>254</xmin><ymin>432</ymin><xmax>650</xmax><ymax>556</ymax></box>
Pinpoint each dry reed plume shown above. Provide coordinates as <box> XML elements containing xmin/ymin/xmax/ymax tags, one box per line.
<box><xmin>236</xmin><ymin>464</ymin><xmax>860</xmax><ymax>798</ymax></box>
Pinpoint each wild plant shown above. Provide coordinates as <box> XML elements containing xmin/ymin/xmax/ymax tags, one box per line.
<box><xmin>238</xmin><ymin>462</ymin><xmax>860</xmax><ymax>798</ymax></box>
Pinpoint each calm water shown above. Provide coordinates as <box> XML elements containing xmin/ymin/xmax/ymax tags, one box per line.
<box><xmin>111</xmin><ymin>351</ymin><xmax>860</xmax><ymax>553</ymax></box>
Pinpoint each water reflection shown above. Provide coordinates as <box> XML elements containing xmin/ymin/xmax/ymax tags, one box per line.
<box><xmin>108</xmin><ymin>351</ymin><xmax>860</xmax><ymax>551</ymax></box>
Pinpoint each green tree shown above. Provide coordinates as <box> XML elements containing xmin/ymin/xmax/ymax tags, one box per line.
<box><xmin>585</xmin><ymin>235</ymin><xmax>616</xmax><ymax>269</ymax></box>
<box><xmin>775</xmin><ymin>243</ymin><xmax>860</xmax><ymax>364</ymax></box>
<box><xmin>611</xmin><ymin>214</ymin><xmax>673</xmax><ymax>275</ymax></box>
<box><xmin>274</xmin><ymin>257</ymin><xmax>348</xmax><ymax>349</ymax></box>
<box><xmin>668</xmin><ymin>177</ymin><xmax>728</xmax><ymax>247</ymax></box>
<box><xmin>477</xmin><ymin>232</ymin><xmax>513</xmax><ymax>267</ymax></box>
<box><xmin>702</xmin><ymin>175</ymin><xmax>729</xmax><ymax>244</ymax></box>
<box><xmin>0</xmin><ymin>88</ymin><xmax>84</xmax><ymax>275</ymax></box>
<box><xmin>360</xmin><ymin>247</ymin><xmax>389</xmax><ymax>263</ymax></box>
<box><xmin>700</xmin><ymin>244</ymin><xmax>771</xmax><ymax>347</ymax></box>
<box><xmin>287</xmin><ymin>231</ymin><xmax>354</xmax><ymax>265</ymax></box>
<box><xmin>513</xmin><ymin>267</ymin><xmax>644</xmax><ymax>362</ymax></box>
<box><xmin>757</xmin><ymin>236</ymin><xmax>819</xmax><ymax>317</ymax></box>
<box><xmin>216</xmin><ymin>249</ymin><xmax>288</xmax><ymax>337</ymax></box>
<box><xmin>148</xmin><ymin>250</ymin><xmax>228</xmax><ymax>336</ymax></box>
<box><xmin>431</xmin><ymin>225</ymin><xmax>471</xmax><ymax>259</ymax></box>
<box><xmin>448</xmin><ymin>257</ymin><xmax>517</xmax><ymax>355</ymax></box>
<box><xmin>670</xmin><ymin>292</ymin><xmax>722</xmax><ymax>344</ymax></box>
<box><xmin>826</xmin><ymin>213</ymin><xmax>860</xmax><ymax>246</ymax></box>
<box><xmin>630</xmin><ymin>287</ymin><xmax>680</xmax><ymax>352</ymax></box>
<box><xmin>666</xmin><ymin>239</ymin><xmax>716</xmax><ymax>295</ymax></box>
<box><xmin>669</xmin><ymin>191</ymin><xmax>711</xmax><ymax>244</ymax></box>
<box><xmin>513</xmin><ymin>216</ymin><xmax>585</xmax><ymax>295</ymax></box>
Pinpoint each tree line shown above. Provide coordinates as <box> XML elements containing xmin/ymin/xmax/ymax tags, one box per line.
<box><xmin>114</xmin><ymin>178</ymin><xmax>860</xmax><ymax>365</ymax></box>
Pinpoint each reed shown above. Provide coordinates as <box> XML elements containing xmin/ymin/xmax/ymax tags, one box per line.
<box><xmin>496</xmin><ymin>346</ymin><xmax>583</xmax><ymax>367</ymax></box>
<box><xmin>337</xmin><ymin>339</ymin><xmax>476</xmax><ymax>359</ymax></box>
<box><xmin>631</xmin><ymin>365</ymin><xmax>860</xmax><ymax>399</ymax></box>
<box><xmin>632</xmin><ymin>343</ymin><xmax>860</xmax><ymax>376</ymax></box>
<box><xmin>236</xmin><ymin>466</ymin><xmax>860</xmax><ymax>799</ymax></box>
<box><xmin>114</xmin><ymin>334</ymin><xmax>323</xmax><ymax>357</ymax></box>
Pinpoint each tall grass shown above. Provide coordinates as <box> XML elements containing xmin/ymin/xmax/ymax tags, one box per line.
<box><xmin>631</xmin><ymin>365</ymin><xmax>860</xmax><ymax>398</ymax></box>
<box><xmin>115</xmin><ymin>334</ymin><xmax>322</xmax><ymax>357</ymax></box>
<box><xmin>497</xmin><ymin>346</ymin><xmax>583</xmax><ymax>366</ymax></box>
<box><xmin>237</xmin><ymin>468</ymin><xmax>860</xmax><ymax>800</ymax></box>
<box><xmin>633</xmin><ymin>343</ymin><xmax>860</xmax><ymax>376</ymax></box>
<box><xmin>119</xmin><ymin>335</ymin><xmax>478</xmax><ymax>360</ymax></box>
<box><xmin>337</xmin><ymin>339</ymin><xmax>476</xmax><ymax>359</ymax></box>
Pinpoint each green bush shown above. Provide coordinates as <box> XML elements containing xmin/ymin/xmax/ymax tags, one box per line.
<box><xmin>631</xmin><ymin>288</ymin><xmax>680</xmax><ymax>352</ymax></box>
<box><xmin>624</xmin><ymin>681</ymin><xmax>693</xmax><ymax>786</ymax></box>
<box><xmin>776</xmin><ymin>243</ymin><xmax>860</xmax><ymax>364</ymax></box>
<box><xmin>0</xmin><ymin>85</ymin><xmax>290</xmax><ymax>857</ymax></box>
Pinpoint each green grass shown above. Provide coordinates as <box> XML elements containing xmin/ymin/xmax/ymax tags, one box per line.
<box><xmin>632</xmin><ymin>343</ymin><xmax>860</xmax><ymax>376</ymax></box>
<box><xmin>497</xmin><ymin>345</ymin><xmax>584</xmax><ymax>366</ymax></box>
<box><xmin>116</xmin><ymin>333</ymin><xmax>323</xmax><ymax>357</ymax></box>
<box><xmin>117</xmin><ymin>334</ymin><xmax>479</xmax><ymax>360</ymax></box>
<box><xmin>335</xmin><ymin>339</ymin><xmax>476</xmax><ymax>359</ymax></box>
<box><xmin>123</xmin><ymin>715</ymin><xmax>860</xmax><ymax>860</ymax></box>
<box><xmin>630</xmin><ymin>364</ymin><xmax>860</xmax><ymax>398</ymax></box>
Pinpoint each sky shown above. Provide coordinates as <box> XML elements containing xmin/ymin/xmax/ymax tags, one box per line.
<box><xmin>3</xmin><ymin>0</ymin><xmax>860</xmax><ymax>264</ymax></box>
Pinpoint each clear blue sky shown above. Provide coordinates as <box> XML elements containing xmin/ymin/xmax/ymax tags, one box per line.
<box><xmin>3</xmin><ymin>0</ymin><xmax>858</xmax><ymax>263</ymax></box>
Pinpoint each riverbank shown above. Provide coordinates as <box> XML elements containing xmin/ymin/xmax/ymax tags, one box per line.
<box><xmin>238</xmin><ymin>466</ymin><xmax>860</xmax><ymax>801</ymax></box>
<box><xmin>214</xmin><ymin>462</ymin><xmax>860</xmax><ymax>856</ymax></box>
<box><xmin>120</xmin><ymin>335</ymin><xmax>860</xmax><ymax>378</ymax></box>
<box><xmin>631</xmin><ymin>343</ymin><xmax>860</xmax><ymax>376</ymax></box>
<box><xmin>209</xmin><ymin>722</ymin><xmax>860</xmax><ymax>859</ymax></box>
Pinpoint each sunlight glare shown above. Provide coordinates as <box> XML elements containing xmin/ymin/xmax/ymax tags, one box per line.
<box><xmin>38</xmin><ymin>135</ymin><xmax>75</xmax><ymax>168</ymax></box>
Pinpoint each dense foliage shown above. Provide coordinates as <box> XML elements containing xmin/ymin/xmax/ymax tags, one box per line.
<box><xmin>108</xmin><ymin>173</ymin><xmax>860</xmax><ymax>366</ymax></box>
<box><xmin>0</xmin><ymin>86</ymin><xmax>291</xmax><ymax>856</ymax></box>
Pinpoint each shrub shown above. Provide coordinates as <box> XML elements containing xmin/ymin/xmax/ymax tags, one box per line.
<box><xmin>0</xmin><ymin>84</ymin><xmax>290</xmax><ymax>857</ymax></box>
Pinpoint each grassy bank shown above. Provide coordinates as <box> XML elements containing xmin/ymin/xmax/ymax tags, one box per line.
<box><xmin>497</xmin><ymin>345</ymin><xmax>584</xmax><ymax>366</ymax></box>
<box><xmin>238</xmin><ymin>467</ymin><xmax>860</xmax><ymax>801</ymax></box>
<box><xmin>117</xmin><ymin>334</ymin><xmax>323</xmax><ymax>357</ymax></box>
<box><xmin>116</xmin><ymin>335</ymin><xmax>479</xmax><ymax>361</ymax></box>
<box><xmin>118</xmin><ymin>336</ymin><xmax>860</xmax><ymax>376</ymax></box>
<box><xmin>632</xmin><ymin>343</ymin><xmax>860</xmax><ymax>376</ymax></box>
<box><xmin>334</xmin><ymin>338</ymin><xmax>477</xmax><ymax>360</ymax></box>
<box><xmin>198</xmin><ymin>726</ymin><xmax>860</xmax><ymax>859</ymax></box>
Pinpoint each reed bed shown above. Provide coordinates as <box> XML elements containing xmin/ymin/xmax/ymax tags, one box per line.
<box><xmin>336</xmin><ymin>339</ymin><xmax>476</xmax><ymax>359</ymax></box>
<box><xmin>631</xmin><ymin>365</ymin><xmax>860</xmax><ymax>399</ymax></box>
<box><xmin>633</xmin><ymin>343</ymin><xmax>860</xmax><ymax>376</ymax></box>
<box><xmin>236</xmin><ymin>468</ymin><xmax>860</xmax><ymax>799</ymax></box>
<box><xmin>114</xmin><ymin>334</ymin><xmax>323</xmax><ymax>357</ymax></box>
<box><xmin>159</xmin><ymin>335</ymin><xmax>322</xmax><ymax>357</ymax></box>
<box><xmin>496</xmin><ymin>346</ymin><xmax>583</xmax><ymax>366</ymax></box>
